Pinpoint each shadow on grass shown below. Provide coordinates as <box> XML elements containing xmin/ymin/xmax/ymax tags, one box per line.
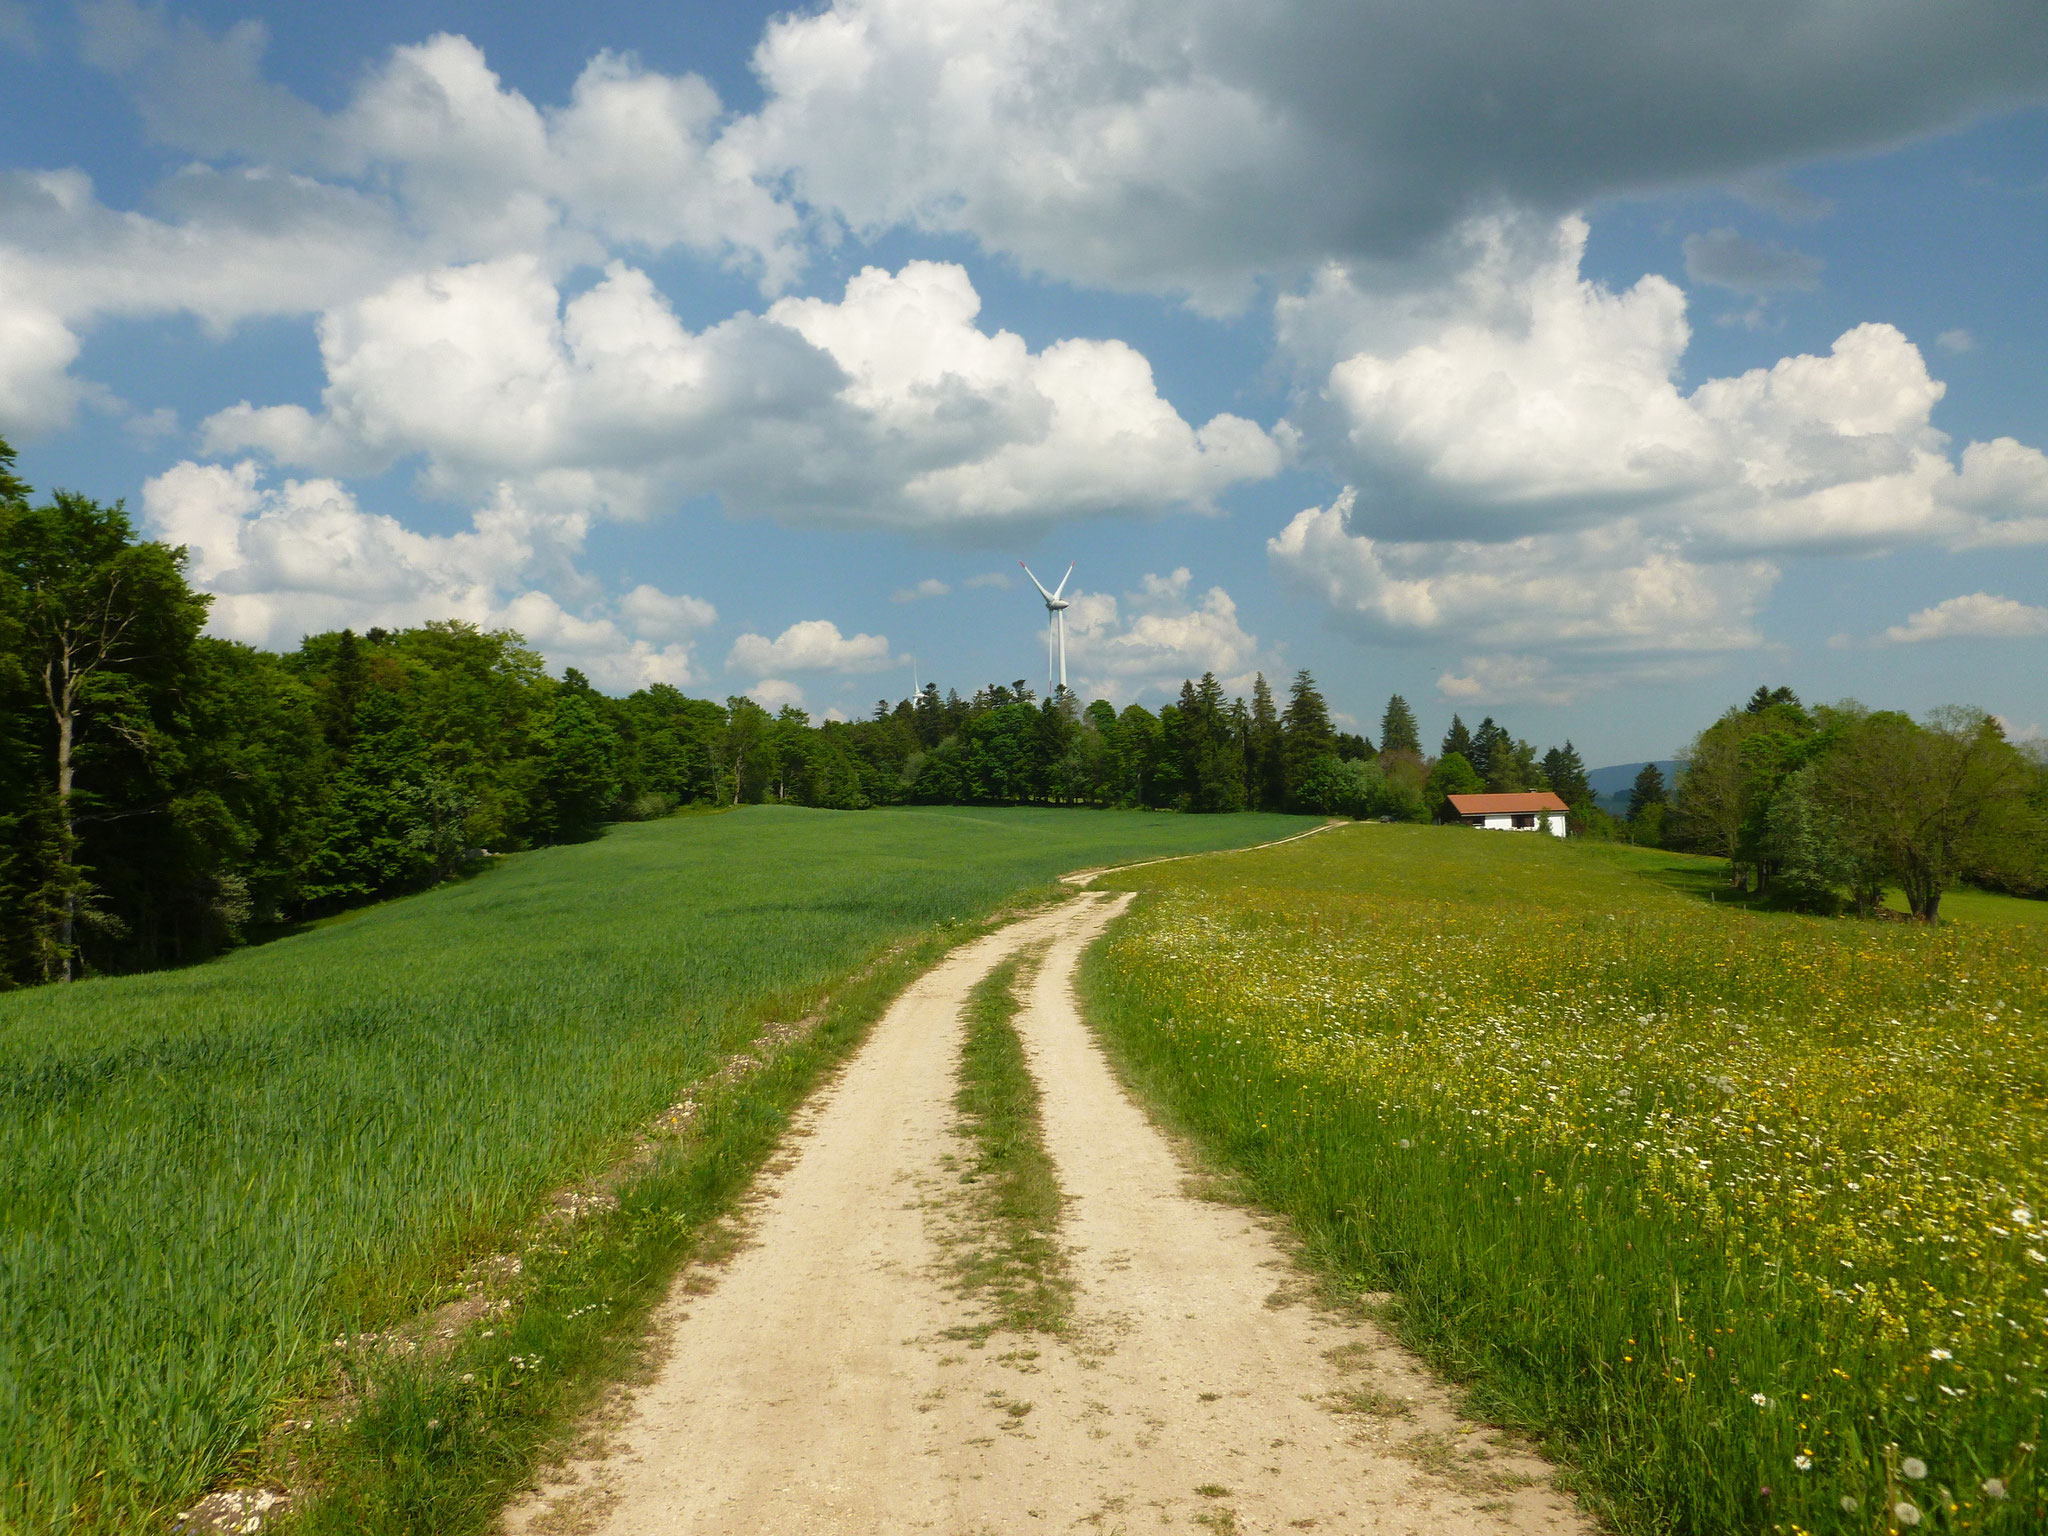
<box><xmin>240</xmin><ymin>853</ymin><xmax>517</xmax><ymax>952</ymax></box>
<box><xmin>1576</xmin><ymin>842</ymin><xmax>1778</xmax><ymax>912</ymax></box>
<box><xmin>1583</xmin><ymin>839</ymin><xmax>2048</xmax><ymax>926</ymax></box>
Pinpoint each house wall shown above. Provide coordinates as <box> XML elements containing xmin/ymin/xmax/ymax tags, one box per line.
<box><xmin>1465</xmin><ymin>812</ymin><xmax>1570</xmax><ymax>836</ymax></box>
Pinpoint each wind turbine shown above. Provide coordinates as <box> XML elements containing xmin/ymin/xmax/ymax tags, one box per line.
<box><xmin>1019</xmin><ymin>561</ymin><xmax>1074</xmax><ymax>697</ymax></box>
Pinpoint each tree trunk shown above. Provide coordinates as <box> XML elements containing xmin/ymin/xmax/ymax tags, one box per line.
<box><xmin>1902</xmin><ymin>860</ymin><xmax>1940</xmax><ymax>923</ymax></box>
<box><xmin>48</xmin><ymin>657</ymin><xmax>78</xmax><ymax>983</ymax></box>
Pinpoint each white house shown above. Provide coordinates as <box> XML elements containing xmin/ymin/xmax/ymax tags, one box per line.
<box><xmin>1445</xmin><ymin>791</ymin><xmax>1570</xmax><ymax>837</ymax></box>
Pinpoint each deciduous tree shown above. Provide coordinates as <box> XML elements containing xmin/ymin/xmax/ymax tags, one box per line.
<box><xmin>0</xmin><ymin>488</ymin><xmax>208</xmax><ymax>977</ymax></box>
<box><xmin>1814</xmin><ymin>707</ymin><xmax>2040</xmax><ymax>922</ymax></box>
<box><xmin>1425</xmin><ymin>751</ymin><xmax>1483</xmax><ymax>818</ymax></box>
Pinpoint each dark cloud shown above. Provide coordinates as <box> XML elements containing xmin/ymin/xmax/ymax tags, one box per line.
<box><xmin>1682</xmin><ymin>229</ymin><xmax>1823</xmax><ymax>292</ymax></box>
<box><xmin>749</xmin><ymin>0</ymin><xmax>2048</xmax><ymax>301</ymax></box>
<box><xmin>1733</xmin><ymin>176</ymin><xmax>1837</xmax><ymax>223</ymax></box>
<box><xmin>77</xmin><ymin>0</ymin><xmax>325</xmax><ymax>164</ymax></box>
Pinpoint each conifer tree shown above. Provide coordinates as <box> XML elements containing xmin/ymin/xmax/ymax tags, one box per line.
<box><xmin>299</xmin><ymin>685</ymin><xmax>439</xmax><ymax>904</ymax></box>
<box><xmin>1280</xmin><ymin>669</ymin><xmax>1335</xmax><ymax>806</ymax></box>
<box><xmin>1746</xmin><ymin>685</ymin><xmax>1802</xmax><ymax>715</ymax></box>
<box><xmin>1542</xmin><ymin>741</ymin><xmax>1592</xmax><ymax>807</ymax></box>
<box><xmin>1247</xmin><ymin>673</ymin><xmax>1284</xmax><ymax>810</ymax></box>
<box><xmin>1379</xmin><ymin>694</ymin><xmax>1421</xmax><ymax>756</ymax></box>
<box><xmin>912</xmin><ymin>682</ymin><xmax>946</xmax><ymax>746</ymax></box>
<box><xmin>1469</xmin><ymin>716</ymin><xmax>1507</xmax><ymax>783</ymax></box>
<box><xmin>1440</xmin><ymin>714</ymin><xmax>1472</xmax><ymax>762</ymax></box>
<box><xmin>1486</xmin><ymin>733</ymin><xmax>1540</xmax><ymax>793</ymax></box>
<box><xmin>1627</xmin><ymin>762</ymin><xmax>1668</xmax><ymax>820</ymax></box>
<box><xmin>1178</xmin><ymin>672</ymin><xmax>1246</xmax><ymax>811</ymax></box>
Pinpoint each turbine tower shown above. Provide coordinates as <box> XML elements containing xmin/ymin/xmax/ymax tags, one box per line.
<box><xmin>1019</xmin><ymin>561</ymin><xmax>1074</xmax><ymax>697</ymax></box>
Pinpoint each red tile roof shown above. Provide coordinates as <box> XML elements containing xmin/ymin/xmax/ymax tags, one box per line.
<box><xmin>1446</xmin><ymin>792</ymin><xmax>1569</xmax><ymax>815</ymax></box>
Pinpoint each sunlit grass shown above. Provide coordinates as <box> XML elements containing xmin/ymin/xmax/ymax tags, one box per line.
<box><xmin>1085</xmin><ymin>823</ymin><xmax>2047</xmax><ymax>1534</ymax></box>
<box><xmin>0</xmin><ymin>804</ymin><xmax>1308</xmax><ymax>1533</ymax></box>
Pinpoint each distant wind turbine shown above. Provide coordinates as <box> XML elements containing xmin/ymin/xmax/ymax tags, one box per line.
<box><xmin>1019</xmin><ymin>561</ymin><xmax>1074</xmax><ymax>697</ymax></box>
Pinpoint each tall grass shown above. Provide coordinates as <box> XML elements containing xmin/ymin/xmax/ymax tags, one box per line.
<box><xmin>0</xmin><ymin>804</ymin><xmax>1307</xmax><ymax>1532</ymax></box>
<box><xmin>1084</xmin><ymin>824</ymin><xmax>2046</xmax><ymax>1535</ymax></box>
<box><xmin>294</xmin><ymin>913</ymin><xmax>965</xmax><ymax>1536</ymax></box>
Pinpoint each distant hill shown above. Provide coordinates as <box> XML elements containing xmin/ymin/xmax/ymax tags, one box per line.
<box><xmin>1585</xmin><ymin>760</ymin><xmax>1683</xmax><ymax>818</ymax></box>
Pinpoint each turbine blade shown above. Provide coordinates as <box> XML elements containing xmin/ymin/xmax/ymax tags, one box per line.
<box><xmin>1052</xmin><ymin>561</ymin><xmax>1074</xmax><ymax>599</ymax></box>
<box><xmin>1019</xmin><ymin>560</ymin><xmax>1055</xmax><ymax>602</ymax></box>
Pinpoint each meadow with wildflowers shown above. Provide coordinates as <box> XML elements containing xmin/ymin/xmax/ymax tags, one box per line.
<box><xmin>1085</xmin><ymin>824</ymin><xmax>2046</xmax><ymax>1534</ymax></box>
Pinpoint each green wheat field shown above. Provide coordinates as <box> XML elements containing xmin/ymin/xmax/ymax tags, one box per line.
<box><xmin>0</xmin><ymin>806</ymin><xmax>1308</xmax><ymax>1533</ymax></box>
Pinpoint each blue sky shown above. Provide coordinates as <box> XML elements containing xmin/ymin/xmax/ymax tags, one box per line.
<box><xmin>3</xmin><ymin>0</ymin><xmax>2045</xmax><ymax>765</ymax></box>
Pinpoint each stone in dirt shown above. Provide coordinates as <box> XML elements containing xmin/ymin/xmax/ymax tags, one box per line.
<box><xmin>171</xmin><ymin>1487</ymin><xmax>290</xmax><ymax>1535</ymax></box>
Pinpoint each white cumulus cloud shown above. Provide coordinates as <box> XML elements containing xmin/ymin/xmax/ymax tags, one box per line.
<box><xmin>1433</xmin><ymin>653</ymin><xmax>1718</xmax><ymax>708</ymax></box>
<box><xmin>0</xmin><ymin>17</ymin><xmax>801</xmax><ymax>439</ymax></box>
<box><xmin>1284</xmin><ymin>216</ymin><xmax>2037</xmax><ymax>555</ymax></box>
<box><xmin>727</xmin><ymin>619</ymin><xmax>896</xmax><ymax>675</ymax></box>
<box><xmin>1263</xmin><ymin>213</ymin><xmax>2048</xmax><ymax>692</ymax></box>
<box><xmin>202</xmin><ymin>257</ymin><xmax>1278</xmax><ymax>534</ymax></box>
<box><xmin>1060</xmin><ymin>568</ymin><xmax>1267</xmax><ymax>703</ymax></box>
<box><xmin>1878</xmin><ymin>593</ymin><xmax>2048</xmax><ymax>645</ymax></box>
<box><xmin>1269</xmin><ymin>489</ymin><xmax>1776</xmax><ymax>654</ymax></box>
<box><xmin>76</xmin><ymin>8</ymin><xmax>798</xmax><ymax>281</ymax></box>
<box><xmin>742</xmin><ymin>678</ymin><xmax>810</xmax><ymax>712</ymax></box>
<box><xmin>139</xmin><ymin>459</ymin><xmax>713</xmax><ymax>690</ymax></box>
<box><xmin>619</xmin><ymin>583</ymin><xmax>718</xmax><ymax>639</ymax></box>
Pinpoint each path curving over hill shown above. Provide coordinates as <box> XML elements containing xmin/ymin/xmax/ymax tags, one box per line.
<box><xmin>505</xmin><ymin>890</ymin><xmax>1588</xmax><ymax>1536</ymax></box>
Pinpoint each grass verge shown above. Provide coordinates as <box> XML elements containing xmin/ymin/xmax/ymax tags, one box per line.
<box><xmin>283</xmin><ymin>905</ymin><xmax>1051</xmax><ymax>1534</ymax></box>
<box><xmin>946</xmin><ymin>954</ymin><xmax>1074</xmax><ymax>1338</ymax></box>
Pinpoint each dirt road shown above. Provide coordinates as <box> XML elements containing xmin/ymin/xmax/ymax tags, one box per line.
<box><xmin>507</xmin><ymin>892</ymin><xmax>1588</xmax><ymax>1536</ymax></box>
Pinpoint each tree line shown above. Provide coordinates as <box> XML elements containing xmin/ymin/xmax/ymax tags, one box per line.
<box><xmin>13</xmin><ymin>444</ymin><xmax>2030</xmax><ymax>983</ymax></box>
<box><xmin>1634</xmin><ymin>686</ymin><xmax>2048</xmax><ymax>921</ymax></box>
<box><xmin>2</xmin><ymin>451</ymin><xmax>1623</xmax><ymax>984</ymax></box>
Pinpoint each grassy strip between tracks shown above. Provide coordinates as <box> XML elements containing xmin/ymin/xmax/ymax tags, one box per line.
<box><xmin>948</xmin><ymin>954</ymin><xmax>1074</xmax><ymax>1339</ymax></box>
<box><xmin>1081</xmin><ymin>823</ymin><xmax>2046</xmax><ymax>1536</ymax></box>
